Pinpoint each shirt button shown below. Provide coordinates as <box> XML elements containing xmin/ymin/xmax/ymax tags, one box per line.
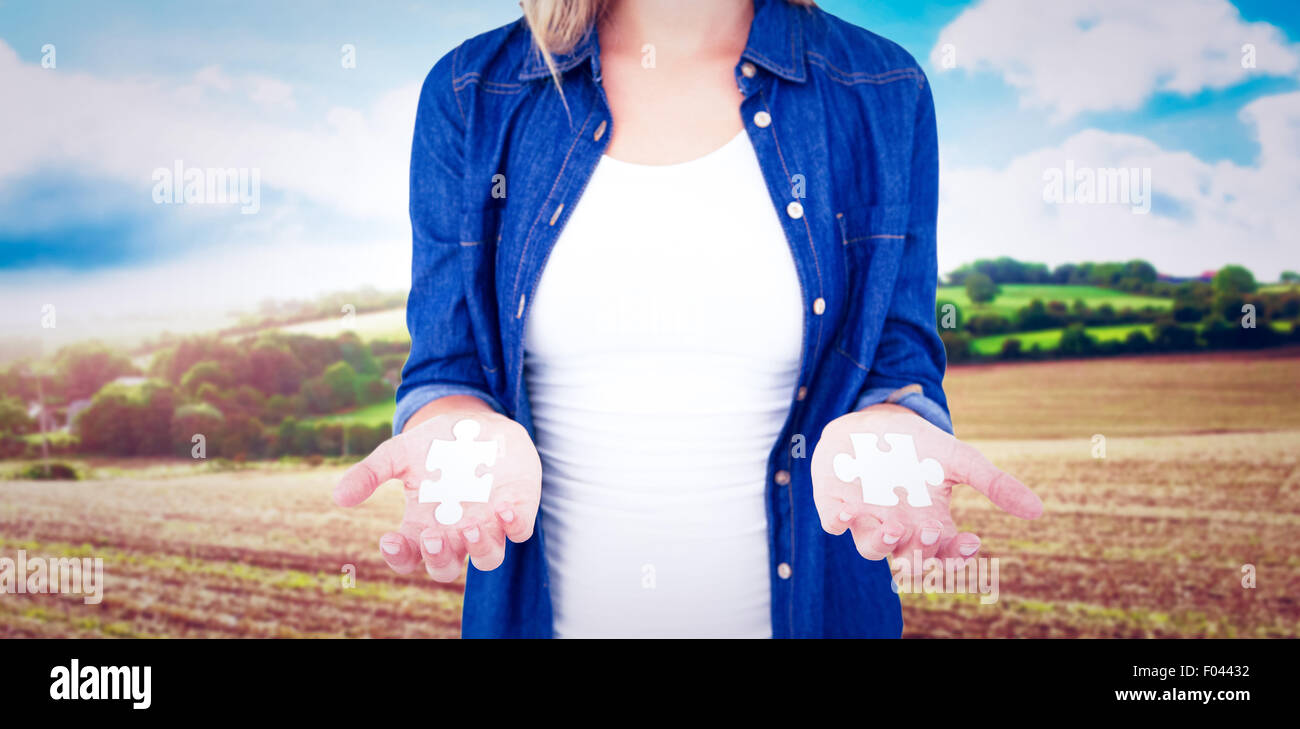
<box><xmin>813</xmin><ymin>297</ymin><xmax>826</xmax><ymax>315</ymax></box>
<box><xmin>774</xmin><ymin>470</ymin><xmax>790</xmax><ymax>486</ymax></box>
<box><xmin>753</xmin><ymin>110</ymin><xmax>772</xmax><ymax>128</ymax></box>
<box><xmin>594</xmin><ymin>120</ymin><xmax>607</xmax><ymax>142</ymax></box>
<box><xmin>777</xmin><ymin>563</ymin><xmax>792</xmax><ymax>579</ymax></box>
<box><xmin>740</xmin><ymin>62</ymin><xmax>757</xmax><ymax>78</ymax></box>
<box><xmin>786</xmin><ymin>200</ymin><xmax>803</xmax><ymax>219</ymax></box>
<box><xmin>796</xmin><ymin>386</ymin><xmax>807</xmax><ymax>401</ymax></box>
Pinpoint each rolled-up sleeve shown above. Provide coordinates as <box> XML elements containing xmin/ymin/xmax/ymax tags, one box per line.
<box><xmin>854</xmin><ymin>70</ymin><xmax>953</xmax><ymax>435</ymax></box>
<box><xmin>393</xmin><ymin>47</ymin><xmax>499</xmax><ymax>435</ymax></box>
<box><xmin>854</xmin><ymin>385</ymin><xmax>952</xmax><ymax>434</ymax></box>
<box><xmin>393</xmin><ymin>383</ymin><xmax>506</xmax><ymax>435</ymax></box>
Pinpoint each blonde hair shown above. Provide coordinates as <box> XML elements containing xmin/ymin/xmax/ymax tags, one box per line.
<box><xmin>521</xmin><ymin>0</ymin><xmax>815</xmax><ymax>87</ymax></box>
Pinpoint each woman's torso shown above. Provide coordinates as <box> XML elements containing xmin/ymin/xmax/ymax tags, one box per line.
<box><xmin>523</xmin><ymin>131</ymin><xmax>802</xmax><ymax>637</ymax></box>
<box><xmin>403</xmin><ymin>0</ymin><xmax>937</xmax><ymax>637</ymax></box>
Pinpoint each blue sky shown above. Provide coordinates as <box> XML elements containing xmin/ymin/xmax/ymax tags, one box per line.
<box><xmin>1</xmin><ymin>0</ymin><xmax>1298</xmax><ymax>346</ymax></box>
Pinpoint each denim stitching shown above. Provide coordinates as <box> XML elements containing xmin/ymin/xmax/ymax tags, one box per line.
<box><xmin>759</xmin><ymin>87</ymin><xmax>813</xmax><ymax>623</ymax></box>
<box><xmin>812</xmin><ymin>64</ymin><xmax>922</xmax><ymax>88</ymax></box>
<box><xmin>509</xmin><ymin>106</ymin><xmax>597</xmax><ymax>317</ymax></box>
<box><xmin>746</xmin><ymin>48</ymin><xmax>795</xmax><ymax>79</ymax></box>
<box><xmin>455</xmin><ymin>71</ymin><xmax>525</xmax><ymax>89</ymax></box>
<box><xmin>844</xmin><ymin>234</ymin><xmax>905</xmax><ymax>243</ymax></box>
<box><xmin>454</xmin><ymin>79</ymin><xmax>527</xmax><ymax>96</ymax></box>
<box><xmin>835</xmin><ymin>342</ymin><xmax>870</xmax><ymax>371</ymax></box>
<box><xmin>787</xmin><ymin>16</ymin><xmax>798</xmax><ymax>630</ymax></box>
<box><xmin>511</xmin><ymin>109</ymin><xmax>601</xmax><ymax>415</ymax></box>
<box><xmin>759</xmin><ymin>89</ymin><xmax>824</xmax><ymax>335</ymax></box>
<box><xmin>788</xmin><ymin>1</ymin><xmax>809</xmax><ymax>630</ymax></box>
<box><xmin>807</xmin><ymin>54</ymin><xmax>924</xmax><ymax>88</ymax></box>
<box><xmin>451</xmin><ymin>45</ymin><xmax>467</xmax><ymax>124</ymax></box>
<box><xmin>807</xmin><ymin>53</ymin><xmax>918</xmax><ymax>79</ymax></box>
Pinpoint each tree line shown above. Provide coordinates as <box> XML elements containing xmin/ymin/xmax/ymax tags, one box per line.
<box><xmin>0</xmin><ymin>331</ymin><xmax>410</xmax><ymax>461</ymax></box>
<box><xmin>939</xmin><ymin>262</ymin><xmax>1300</xmax><ymax>362</ymax></box>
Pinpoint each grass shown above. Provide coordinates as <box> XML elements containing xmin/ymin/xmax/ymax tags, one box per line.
<box><xmin>301</xmin><ymin>400</ymin><xmax>397</xmax><ymax>427</ymax></box>
<box><xmin>937</xmin><ymin>284</ymin><xmax>1172</xmax><ymax>320</ymax></box>
<box><xmin>19</xmin><ymin>431</ymin><xmax>79</xmax><ymax>448</ymax></box>
<box><xmin>971</xmin><ymin>323</ymin><xmax>1155</xmax><ymax>356</ymax></box>
<box><xmin>970</xmin><ymin>320</ymin><xmax>1294</xmax><ymax>356</ymax></box>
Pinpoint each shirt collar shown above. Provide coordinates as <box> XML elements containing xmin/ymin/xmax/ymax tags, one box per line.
<box><xmin>518</xmin><ymin>21</ymin><xmax>600</xmax><ymax>82</ymax></box>
<box><xmin>740</xmin><ymin>0</ymin><xmax>808</xmax><ymax>83</ymax></box>
<box><xmin>517</xmin><ymin>0</ymin><xmax>806</xmax><ymax>83</ymax></box>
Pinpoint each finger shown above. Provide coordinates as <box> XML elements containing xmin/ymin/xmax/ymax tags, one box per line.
<box><xmin>494</xmin><ymin>499</ymin><xmax>534</xmax><ymax>543</ymax></box>
<box><xmin>334</xmin><ymin>438</ymin><xmax>402</xmax><ymax>507</ymax></box>
<box><xmin>910</xmin><ymin>518</ymin><xmax>945</xmax><ymax>561</ymax></box>
<box><xmin>852</xmin><ymin>518</ymin><xmax>906</xmax><ymax>561</ymax></box>
<box><xmin>419</xmin><ymin>528</ymin><xmax>464</xmax><ymax>583</ymax></box>
<box><xmin>378</xmin><ymin>531</ymin><xmax>421</xmax><ymax>575</ymax></box>
<box><xmin>936</xmin><ymin>531</ymin><xmax>981</xmax><ymax>561</ymax></box>
<box><xmin>823</xmin><ymin>500</ymin><xmax>860</xmax><ymax>536</ymax></box>
<box><xmin>952</xmin><ymin>442</ymin><xmax>1044</xmax><ymax>520</ymax></box>
<box><xmin>461</xmin><ymin>521</ymin><xmax>506</xmax><ymax>572</ymax></box>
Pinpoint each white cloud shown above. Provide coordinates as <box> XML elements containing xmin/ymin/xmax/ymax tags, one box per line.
<box><xmin>933</xmin><ymin>0</ymin><xmax>1300</xmax><ymax>121</ymax></box>
<box><xmin>0</xmin><ymin>39</ymin><xmax>422</xmax><ymax>345</ymax></box>
<box><xmin>249</xmin><ymin>75</ymin><xmax>296</xmax><ymax>110</ymax></box>
<box><xmin>0</xmin><ymin>217</ymin><xmax>411</xmax><ymax>348</ymax></box>
<box><xmin>937</xmin><ymin>91</ymin><xmax>1300</xmax><ymax>281</ymax></box>
<box><xmin>0</xmin><ymin>41</ymin><xmax>416</xmax><ymax>220</ymax></box>
<box><xmin>194</xmin><ymin>64</ymin><xmax>233</xmax><ymax>92</ymax></box>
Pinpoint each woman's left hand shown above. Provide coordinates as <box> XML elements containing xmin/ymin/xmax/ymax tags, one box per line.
<box><xmin>810</xmin><ymin>403</ymin><xmax>1043</xmax><ymax>562</ymax></box>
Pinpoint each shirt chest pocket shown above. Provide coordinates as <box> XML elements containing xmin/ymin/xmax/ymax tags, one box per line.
<box><xmin>834</xmin><ymin>203</ymin><xmax>910</xmax><ymax>371</ymax></box>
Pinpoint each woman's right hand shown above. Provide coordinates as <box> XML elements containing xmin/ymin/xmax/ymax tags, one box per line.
<box><xmin>333</xmin><ymin>406</ymin><xmax>542</xmax><ymax>583</ymax></box>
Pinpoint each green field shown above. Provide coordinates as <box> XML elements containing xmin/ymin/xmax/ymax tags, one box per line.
<box><xmin>301</xmin><ymin>400</ymin><xmax>397</xmax><ymax>427</ymax></box>
<box><xmin>971</xmin><ymin>324</ymin><xmax>1156</xmax><ymax>356</ymax></box>
<box><xmin>971</xmin><ymin>320</ymin><xmax>1294</xmax><ymax>356</ymax></box>
<box><xmin>20</xmin><ymin>431</ymin><xmax>79</xmax><ymax>448</ymax></box>
<box><xmin>937</xmin><ymin>284</ymin><xmax>1171</xmax><ymax>319</ymax></box>
<box><xmin>1259</xmin><ymin>283</ymin><xmax>1300</xmax><ymax>294</ymax></box>
<box><xmin>277</xmin><ymin>308</ymin><xmax>409</xmax><ymax>343</ymax></box>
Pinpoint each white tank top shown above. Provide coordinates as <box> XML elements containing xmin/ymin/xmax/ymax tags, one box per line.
<box><xmin>523</xmin><ymin>131</ymin><xmax>803</xmax><ymax>638</ymax></box>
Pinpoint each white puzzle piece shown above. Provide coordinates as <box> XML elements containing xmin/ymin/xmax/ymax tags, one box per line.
<box><xmin>418</xmin><ymin>419</ymin><xmax>498</xmax><ymax>525</ymax></box>
<box><xmin>832</xmin><ymin>432</ymin><xmax>942</xmax><ymax>508</ymax></box>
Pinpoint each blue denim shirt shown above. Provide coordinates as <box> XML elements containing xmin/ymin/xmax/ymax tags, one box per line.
<box><xmin>395</xmin><ymin>0</ymin><xmax>951</xmax><ymax>638</ymax></box>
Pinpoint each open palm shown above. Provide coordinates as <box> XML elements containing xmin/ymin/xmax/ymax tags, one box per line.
<box><xmin>810</xmin><ymin>403</ymin><xmax>1043</xmax><ymax>562</ymax></box>
<box><xmin>333</xmin><ymin>411</ymin><xmax>542</xmax><ymax>582</ymax></box>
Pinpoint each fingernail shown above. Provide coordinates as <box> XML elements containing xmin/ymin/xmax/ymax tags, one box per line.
<box><xmin>959</xmin><ymin>543</ymin><xmax>978</xmax><ymax>557</ymax></box>
<box><xmin>463</xmin><ymin>526</ymin><xmax>481</xmax><ymax>544</ymax></box>
<box><xmin>882</xmin><ymin>532</ymin><xmax>901</xmax><ymax>545</ymax></box>
<box><xmin>921</xmin><ymin>528</ymin><xmax>940</xmax><ymax>545</ymax></box>
<box><xmin>380</xmin><ymin>538</ymin><xmax>401</xmax><ymax>555</ymax></box>
<box><xmin>423</xmin><ymin>537</ymin><xmax>442</xmax><ymax>555</ymax></box>
<box><xmin>837</xmin><ymin>510</ymin><xmax>853</xmax><ymax>523</ymax></box>
<box><xmin>498</xmin><ymin>508</ymin><xmax>515</xmax><ymax>524</ymax></box>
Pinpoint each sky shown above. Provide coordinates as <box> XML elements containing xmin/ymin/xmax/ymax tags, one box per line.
<box><xmin>1</xmin><ymin>0</ymin><xmax>1298</xmax><ymax>349</ymax></box>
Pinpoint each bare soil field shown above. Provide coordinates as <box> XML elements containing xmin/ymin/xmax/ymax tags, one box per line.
<box><xmin>2</xmin><ymin>350</ymin><xmax>1298</xmax><ymax>637</ymax></box>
